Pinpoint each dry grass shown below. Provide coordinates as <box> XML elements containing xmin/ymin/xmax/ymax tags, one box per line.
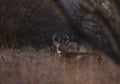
<box><xmin>0</xmin><ymin>46</ymin><xmax>120</xmax><ymax>84</ymax></box>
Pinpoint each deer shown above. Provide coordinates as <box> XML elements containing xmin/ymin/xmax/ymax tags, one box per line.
<box><xmin>51</xmin><ymin>32</ymin><xmax>69</xmax><ymax>54</ymax></box>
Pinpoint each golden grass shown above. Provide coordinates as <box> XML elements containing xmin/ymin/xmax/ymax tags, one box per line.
<box><xmin>0</xmin><ymin>47</ymin><xmax>120</xmax><ymax>84</ymax></box>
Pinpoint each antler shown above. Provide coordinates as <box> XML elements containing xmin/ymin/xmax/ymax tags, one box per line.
<box><xmin>66</xmin><ymin>34</ymin><xmax>69</xmax><ymax>40</ymax></box>
<box><xmin>52</xmin><ymin>33</ymin><xmax>56</xmax><ymax>40</ymax></box>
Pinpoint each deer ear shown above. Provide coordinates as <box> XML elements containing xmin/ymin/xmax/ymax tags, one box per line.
<box><xmin>65</xmin><ymin>39</ymin><xmax>69</xmax><ymax>44</ymax></box>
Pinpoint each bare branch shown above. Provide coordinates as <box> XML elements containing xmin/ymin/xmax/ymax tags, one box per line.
<box><xmin>79</xmin><ymin>0</ymin><xmax>120</xmax><ymax>59</ymax></box>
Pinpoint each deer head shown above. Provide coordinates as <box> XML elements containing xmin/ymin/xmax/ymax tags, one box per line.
<box><xmin>52</xmin><ymin>33</ymin><xmax>69</xmax><ymax>54</ymax></box>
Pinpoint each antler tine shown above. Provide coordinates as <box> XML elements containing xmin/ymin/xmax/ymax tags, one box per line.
<box><xmin>52</xmin><ymin>33</ymin><xmax>56</xmax><ymax>40</ymax></box>
<box><xmin>66</xmin><ymin>34</ymin><xmax>69</xmax><ymax>40</ymax></box>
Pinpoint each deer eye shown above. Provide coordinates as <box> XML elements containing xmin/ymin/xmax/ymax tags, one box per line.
<box><xmin>54</xmin><ymin>41</ymin><xmax>60</xmax><ymax>46</ymax></box>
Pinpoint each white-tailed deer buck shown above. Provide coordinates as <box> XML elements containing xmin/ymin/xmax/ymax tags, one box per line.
<box><xmin>52</xmin><ymin>32</ymin><xmax>69</xmax><ymax>54</ymax></box>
